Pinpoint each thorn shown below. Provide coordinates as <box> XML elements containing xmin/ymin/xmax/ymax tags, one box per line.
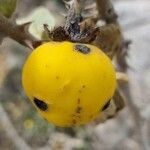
<box><xmin>116</xmin><ymin>72</ymin><xmax>128</xmax><ymax>82</ymax></box>
<box><xmin>18</xmin><ymin>22</ymin><xmax>32</xmax><ymax>32</ymax></box>
<box><xmin>24</xmin><ymin>40</ymin><xmax>34</xmax><ymax>50</ymax></box>
<box><xmin>113</xmin><ymin>89</ymin><xmax>125</xmax><ymax>112</ymax></box>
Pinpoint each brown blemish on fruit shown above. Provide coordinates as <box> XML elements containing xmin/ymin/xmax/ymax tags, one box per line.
<box><xmin>82</xmin><ymin>85</ymin><xmax>86</xmax><ymax>88</ymax></box>
<box><xmin>60</xmin><ymin>80</ymin><xmax>71</xmax><ymax>92</ymax></box>
<box><xmin>74</xmin><ymin>44</ymin><xmax>91</xmax><ymax>54</ymax></box>
<box><xmin>76</xmin><ymin>106</ymin><xmax>82</xmax><ymax>114</ymax></box>
<box><xmin>77</xmin><ymin>98</ymin><xmax>80</xmax><ymax>104</ymax></box>
<box><xmin>78</xmin><ymin>85</ymin><xmax>86</xmax><ymax>93</ymax></box>
<box><xmin>72</xmin><ymin>113</ymin><xmax>81</xmax><ymax>118</ymax></box>
<box><xmin>72</xmin><ymin>119</ymin><xmax>77</xmax><ymax>125</ymax></box>
<box><xmin>56</xmin><ymin>76</ymin><xmax>59</xmax><ymax>79</ymax></box>
<box><xmin>90</xmin><ymin>114</ymin><xmax>94</xmax><ymax>119</ymax></box>
<box><xmin>45</xmin><ymin>64</ymin><xmax>49</xmax><ymax>68</ymax></box>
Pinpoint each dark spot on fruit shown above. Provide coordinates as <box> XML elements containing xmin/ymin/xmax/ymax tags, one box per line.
<box><xmin>102</xmin><ymin>100</ymin><xmax>111</xmax><ymax>111</ymax></box>
<box><xmin>76</xmin><ymin>106</ymin><xmax>82</xmax><ymax>113</ymax></box>
<box><xmin>75</xmin><ymin>44</ymin><xmax>90</xmax><ymax>54</ymax></box>
<box><xmin>72</xmin><ymin>119</ymin><xmax>77</xmax><ymax>125</ymax></box>
<box><xmin>33</xmin><ymin>98</ymin><xmax>48</xmax><ymax>111</ymax></box>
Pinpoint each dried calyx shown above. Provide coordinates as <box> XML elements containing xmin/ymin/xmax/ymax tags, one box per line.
<box><xmin>43</xmin><ymin>0</ymin><xmax>99</xmax><ymax>44</ymax></box>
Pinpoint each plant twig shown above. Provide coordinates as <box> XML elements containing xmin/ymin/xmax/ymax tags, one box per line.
<box><xmin>96</xmin><ymin>1</ymin><xmax>148</xmax><ymax>150</ymax></box>
<box><xmin>0</xmin><ymin>13</ymin><xmax>38</xmax><ymax>49</ymax></box>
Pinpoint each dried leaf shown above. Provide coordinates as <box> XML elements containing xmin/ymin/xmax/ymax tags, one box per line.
<box><xmin>113</xmin><ymin>89</ymin><xmax>125</xmax><ymax>111</ymax></box>
<box><xmin>93</xmin><ymin>23</ymin><xmax>122</xmax><ymax>59</ymax></box>
<box><xmin>116</xmin><ymin>72</ymin><xmax>128</xmax><ymax>83</ymax></box>
<box><xmin>44</xmin><ymin>25</ymin><xmax>70</xmax><ymax>42</ymax></box>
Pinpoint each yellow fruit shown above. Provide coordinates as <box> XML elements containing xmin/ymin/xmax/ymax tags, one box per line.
<box><xmin>22</xmin><ymin>41</ymin><xmax>116</xmax><ymax>127</ymax></box>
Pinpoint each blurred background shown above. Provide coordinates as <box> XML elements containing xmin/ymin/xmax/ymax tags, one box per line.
<box><xmin>0</xmin><ymin>0</ymin><xmax>150</xmax><ymax>150</ymax></box>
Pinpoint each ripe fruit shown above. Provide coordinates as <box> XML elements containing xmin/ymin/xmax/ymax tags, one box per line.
<box><xmin>22</xmin><ymin>41</ymin><xmax>116</xmax><ymax>127</ymax></box>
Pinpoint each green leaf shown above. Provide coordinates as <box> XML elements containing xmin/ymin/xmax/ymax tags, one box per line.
<box><xmin>0</xmin><ymin>0</ymin><xmax>17</xmax><ymax>18</ymax></box>
<box><xmin>16</xmin><ymin>7</ymin><xmax>55</xmax><ymax>40</ymax></box>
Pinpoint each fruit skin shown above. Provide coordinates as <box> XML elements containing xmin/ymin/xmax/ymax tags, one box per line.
<box><xmin>22</xmin><ymin>41</ymin><xmax>116</xmax><ymax>127</ymax></box>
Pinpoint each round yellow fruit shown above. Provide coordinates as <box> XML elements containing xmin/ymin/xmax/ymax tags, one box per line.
<box><xmin>22</xmin><ymin>41</ymin><xmax>116</xmax><ymax>127</ymax></box>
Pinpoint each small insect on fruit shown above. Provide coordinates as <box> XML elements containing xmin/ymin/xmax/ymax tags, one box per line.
<box><xmin>22</xmin><ymin>41</ymin><xmax>116</xmax><ymax>127</ymax></box>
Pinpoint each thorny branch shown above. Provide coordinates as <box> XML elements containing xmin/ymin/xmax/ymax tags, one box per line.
<box><xmin>95</xmin><ymin>0</ymin><xmax>148</xmax><ymax>150</ymax></box>
<box><xmin>0</xmin><ymin>13</ymin><xmax>39</xmax><ymax>49</ymax></box>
